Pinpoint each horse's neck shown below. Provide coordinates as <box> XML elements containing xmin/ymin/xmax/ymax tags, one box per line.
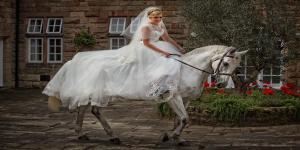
<box><xmin>182</xmin><ymin>51</ymin><xmax>213</xmax><ymax>73</ymax></box>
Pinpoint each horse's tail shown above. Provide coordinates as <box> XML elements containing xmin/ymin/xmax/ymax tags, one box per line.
<box><xmin>48</xmin><ymin>96</ymin><xmax>62</xmax><ymax>112</ymax></box>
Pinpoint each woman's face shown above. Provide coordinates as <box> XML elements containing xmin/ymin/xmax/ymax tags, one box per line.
<box><xmin>148</xmin><ymin>12</ymin><xmax>162</xmax><ymax>25</ymax></box>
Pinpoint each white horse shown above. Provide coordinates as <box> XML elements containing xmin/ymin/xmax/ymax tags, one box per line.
<box><xmin>48</xmin><ymin>45</ymin><xmax>247</xmax><ymax>146</ymax></box>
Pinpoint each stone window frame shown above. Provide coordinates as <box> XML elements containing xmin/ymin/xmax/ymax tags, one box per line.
<box><xmin>109</xmin><ymin>37</ymin><xmax>127</xmax><ymax>49</ymax></box>
<box><xmin>28</xmin><ymin>38</ymin><xmax>43</xmax><ymax>63</ymax></box>
<box><xmin>46</xmin><ymin>18</ymin><xmax>63</xmax><ymax>34</ymax></box>
<box><xmin>27</xmin><ymin>18</ymin><xmax>43</xmax><ymax>34</ymax></box>
<box><xmin>47</xmin><ymin>37</ymin><xmax>63</xmax><ymax>63</ymax></box>
<box><xmin>109</xmin><ymin>17</ymin><xmax>126</xmax><ymax>34</ymax></box>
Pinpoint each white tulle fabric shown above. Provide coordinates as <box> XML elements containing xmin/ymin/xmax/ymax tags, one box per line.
<box><xmin>43</xmin><ymin>8</ymin><xmax>183</xmax><ymax>110</ymax></box>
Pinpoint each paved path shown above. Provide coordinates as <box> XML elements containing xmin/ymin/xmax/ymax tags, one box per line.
<box><xmin>0</xmin><ymin>89</ymin><xmax>300</xmax><ymax>150</ymax></box>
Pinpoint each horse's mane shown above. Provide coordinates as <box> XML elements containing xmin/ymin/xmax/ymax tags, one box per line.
<box><xmin>183</xmin><ymin>45</ymin><xmax>230</xmax><ymax>58</ymax></box>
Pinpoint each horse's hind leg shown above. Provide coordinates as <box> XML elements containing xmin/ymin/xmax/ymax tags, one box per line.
<box><xmin>172</xmin><ymin>98</ymin><xmax>190</xmax><ymax>130</ymax></box>
<box><xmin>75</xmin><ymin>105</ymin><xmax>89</xmax><ymax>140</ymax></box>
<box><xmin>166</xmin><ymin>94</ymin><xmax>189</xmax><ymax>146</ymax></box>
<box><xmin>91</xmin><ymin>106</ymin><xmax>120</xmax><ymax>145</ymax></box>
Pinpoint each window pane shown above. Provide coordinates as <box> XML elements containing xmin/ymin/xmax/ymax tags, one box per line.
<box><xmin>37</xmin><ymin>54</ymin><xmax>42</xmax><ymax>61</ymax></box>
<box><xmin>112</xmin><ymin>39</ymin><xmax>118</xmax><ymax>46</ymax></box>
<box><xmin>273</xmin><ymin>67</ymin><xmax>281</xmax><ymax>75</ymax></box>
<box><xmin>49</xmin><ymin>19</ymin><xmax>55</xmax><ymax>25</ymax></box>
<box><xmin>111</xmin><ymin>25</ymin><xmax>117</xmax><ymax>32</ymax></box>
<box><xmin>111</xmin><ymin>18</ymin><xmax>118</xmax><ymax>25</ymax></box>
<box><xmin>48</xmin><ymin>26</ymin><xmax>54</xmax><ymax>32</ymax></box>
<box><xmin>118</xmin><ymin>18</ymin><xmax>125</xmax><ymax>25</ymax></box>
<box><xmin>263</xmin><ymin>67</ymin><xmax>271</xmax><ymax>75</ymax></box>
<box><xmin>36</xmin><ymin>20</ymin><xmax>42</xmax><ymax>25</ymax></box>
<box><xmin>54</xmin><ymin>26</ymin><xmax>61</xmax><ymax>32</ymax></box>
<box><xmin>56</xmin><ymin>39</ymin><xmax>61</xmax><ymax>45</ymax></box>
<box><xmin>49</xmin><ymin>54</ymin><xmax>55</xmax><ymax>61</ymax></box>
<box><xmin>56</xmin><ymin>54</ymin><xmax>61</xmax><ymax>61</ymax></box>
<box><xmin>31</xmin><ymin>54</ymin><xmax>36</xmax><ymax>61</ymax></box>
<box><xmin>31</xmin><ymin>39</ymin><xmax>36</xmax><ymax>46</ymax></box>
<box><xmin>50</xmin><ymin>46</ymin><xmax>55</xmax><ymax>53</ymax></box>
<box><xmin>273</xmin><ymin>76</ymin><xmax>281</xmax><ymax>84</ymax></box>
<box><xmin>29</xmin><ymin>26</ymin><xmax>35</xmax><ymax>32</ymax></box>
<box><xmin>35</xmin><ymin>26</ymin><xmax>41</xmax><ymax>32</ymax></box>
<box><xmin>119</xmin><ymin>39</ymin><xmax>125</xmax><ymax>47</ymax></box>
<box><xmin>37</xmin><ymin>39</ymin><xmax>42</xmax><ymax>46</ymax></box>
<box><xmin>50</xmin><ymin>39</ymin><xmax>55</xmax><ymax>45</ymax></box>
<box><xmin>55</xmin><ymin>19</ymin><xmax>61</xmax><ymax>25</ymax></box>
<box><xmin>30</xmin><ymin>19</ymin><xmax>36</xmax><ymax>25</ymax></box>
<box><xmin>56</xmin><ymin>47</ymin><xmax>61</xmax><ymax>53</ymax></box>
<box><xmin>37</xmin><ymin>46</ymin><xmax>42</xmax><ymax>53</ymax></box>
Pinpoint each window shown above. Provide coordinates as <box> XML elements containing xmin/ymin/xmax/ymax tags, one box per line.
<box><xmin>47</xmin><ymin>38</ymin><xmax>63</xmax><ymax>63</ymax></box>
<box><xmin>237</xmin><ymin>56</ymin><xmax>256</xmax><ymax>82</ymax></box>
<box><xmin>27</xmin><ymin>18</ymin><xmax>43</xmax><ymax>33</ymax></box>
<box><xmin>130</xmin><ymin>17</ymin><xmax>141</xmax><ymax>33</ymax></box>
<box><xmin>28</xmin><ymin>38</ymin><xmax>43</xmax><ymax>63</ymax></box>
<box><xmin>110</xmin><ymin>38</ymin><xmax>126</xmax><ymax>49</ymax></box>
<box><xmin>27</xmin><ymin>17</ymin><xmax>64</xmax><ymax>64</ymax></box>
<box><xmin>258</xmin><ymin>57</ymin><xmax>282</xmax><ymax>88</ymax></box>
<box><xmin>109</xmin><ymin>17</ymin><xmax>126</xmax><ymax>34</ymax></box>
<box><xmin>47</xmin><ymin>18</ymin><xmax>63</xmax><ymax>33</ymax></box>
<box><xmin>237</xmin><ymin>55</ymin><xmax>282</xmax><ymax>88</ymax></box>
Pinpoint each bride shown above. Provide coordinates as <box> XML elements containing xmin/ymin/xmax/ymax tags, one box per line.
<box><xmin>43</xmin><ymin>7</ymin><xmax>186</xmax><ymax>110</ymax></box>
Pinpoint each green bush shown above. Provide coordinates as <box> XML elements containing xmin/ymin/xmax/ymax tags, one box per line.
<box><xmin>73</xmin><ymin>29</ymin><xmax>96</xmax><ymax>50</ymax></box>
<box><xmin>156</xmin><ymin>89</ymin><xmax>300</xmax><ymax>121</ymax></box>
<box><xmin>211</xmin><ymin>98</ymin><xmax>248</xmax><ymax>122</ymax></box>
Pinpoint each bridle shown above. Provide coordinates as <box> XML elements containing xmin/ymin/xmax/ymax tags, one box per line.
<box><xmin>171</xmin><ymin>47</ymin><xmax>236</xmax><ymax>76</ymax></box>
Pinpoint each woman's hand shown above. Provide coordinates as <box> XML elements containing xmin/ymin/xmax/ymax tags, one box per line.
<box><xmin>179</xmin><ymin>47</ymin><xmax>186</xmax><ymax>54</ymax></box>
<box><xmin>163</xmin><ymin>52</ymin><xmax>171</xmax><ymax>58</ymax></box>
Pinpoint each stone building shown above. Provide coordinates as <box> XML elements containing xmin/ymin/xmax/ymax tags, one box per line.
<box><xmin>0</xmin><ymin>0</ymin><xmax>299</xmax><ymax>88</ymax></box>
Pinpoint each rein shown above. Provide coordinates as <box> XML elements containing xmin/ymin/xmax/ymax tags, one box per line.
<box><xmin>170</xmin><ymin>47</ymin><xmax>236</xmax><ymax>76</ymax></box>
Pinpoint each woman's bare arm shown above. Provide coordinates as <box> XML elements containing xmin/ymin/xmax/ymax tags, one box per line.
<box><xmin>142</xmin><ymin>27</ymin><xmax>171</xmax><ymax>57</ymax></box>
<box><xmin>161</xmin><ymin>32</ymin><xmax>186</xmax><ymax>53</ymax></box>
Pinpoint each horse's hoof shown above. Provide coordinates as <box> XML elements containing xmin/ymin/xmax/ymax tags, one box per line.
<box><xmin>177</xmin><ymin>140</ymin><xmax>190</xmax><ymax>146</ymax></box>
<box><xmin>78</xmin><ymin>135</ymin><xmax>89</xmax><ymax>141</ymax></box>
<box><xmin>110</xmin><ymin>137</ymin><xmax>121</xmax><ymax>145</ymax></box>
<box><xmin>161</xmin><ymin>133</ymin><xmax>169</xmax><ymax>142</ymax></box>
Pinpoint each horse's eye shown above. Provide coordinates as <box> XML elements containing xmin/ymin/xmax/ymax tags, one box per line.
<box><xmin>223</xmin><ymin>62</ymin><xmax>229</xmax><ymax>67</ymax></box>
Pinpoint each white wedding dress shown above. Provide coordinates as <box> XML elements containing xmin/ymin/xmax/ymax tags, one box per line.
<box><xmin>43</xmin><ymin>22</ymin><xmax>183</xmax><ymax>110</ymax></box>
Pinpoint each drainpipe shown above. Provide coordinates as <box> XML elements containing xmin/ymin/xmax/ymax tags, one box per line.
<box><xmin>15</xmin><ymin>0</ymin><xmax>19</xmax><ymax>88</ymax></box>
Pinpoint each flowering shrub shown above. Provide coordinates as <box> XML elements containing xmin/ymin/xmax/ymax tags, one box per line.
<box><xmin>281</xmin><ymin>83</ymin><xmax>300</xmax><ymax>97</ymax></box>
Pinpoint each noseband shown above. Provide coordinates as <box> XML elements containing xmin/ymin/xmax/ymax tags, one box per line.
<box><xmin>171</xmin><ymin>47</ymin><xmax>236</xmax><ymax>76</ymax></box>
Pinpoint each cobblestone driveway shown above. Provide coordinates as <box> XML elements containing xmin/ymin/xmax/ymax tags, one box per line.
<box><xmin>1</xmin><ymin>89</ymin><xmax>300</xmax><ymax>150</ymax></box>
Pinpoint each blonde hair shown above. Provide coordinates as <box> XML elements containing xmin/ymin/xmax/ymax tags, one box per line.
<box><xmin>147</xmin><ymin>7</ymin><xmax>162</xmax><ymax>16</ymax></box>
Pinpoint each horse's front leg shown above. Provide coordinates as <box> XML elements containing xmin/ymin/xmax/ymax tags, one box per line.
<box><xmin>91</xmin><ymin>106</ymin><xmax>121</xmax><ymax>145</ymax></box>
<box><xmin>166</xmin><ymin>94</ymin><xmax>189</xmax><ymax>146</ymax></box>
<box><xmin>75</xmin><ymin>105</ymin><xmax>89</xmax><ymax>140</ymax></box>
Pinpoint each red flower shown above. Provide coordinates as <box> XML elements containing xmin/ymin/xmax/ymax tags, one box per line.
<box><xmin>210</xmin><ymin>81</ymin><xmax>217</xmax><ymax>87</ymax></box>
<box><xmin>263</xmin><ymin>88</ymin><xmax>275</xmax><ymax>95</ymax></box>
<box><xmin>286</xmin><ymin>83</ymin><xmax>295</xmax><ymax>89</ymax></box>
<box><xmin>203</xmin><ymin>81</ymin><xmax>210</xmax><ymax>88</ymax></box>
<box><xmin>246</xmin><ymin>90</ymin><xmax>253</xmax><ymax>95</ymax></box>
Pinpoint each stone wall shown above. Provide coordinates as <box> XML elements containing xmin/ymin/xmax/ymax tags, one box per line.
<box><xmin>0</xmin><ymin>0</ymin><xmax>16</xmax><ymax>87</ymax></box>
<box><xmin>18</xmin><ymin>0</ymin><xmax>187</xmax><ymax>88</ymax></box>
<box><xmin>285</xmin><ymin>0</ymin><xmax>300</xmax><ymax>86</ymax></box>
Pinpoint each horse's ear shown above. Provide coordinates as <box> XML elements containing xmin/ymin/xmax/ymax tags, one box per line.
<box><xmin>236</xmin><ymin>50</ymin><xmax>248</xmax><ymax>56</ymax></box>
<box><xmin>229</xmin><ymin>47</ymin><xmax>237</xmax><ymax>54</ymax></box>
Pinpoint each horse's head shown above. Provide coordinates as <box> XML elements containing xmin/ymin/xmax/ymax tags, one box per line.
<box><xmin>211</xmin><ymin>47</ymin><xmax>248</xmax><ymax>88</ymax></box>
